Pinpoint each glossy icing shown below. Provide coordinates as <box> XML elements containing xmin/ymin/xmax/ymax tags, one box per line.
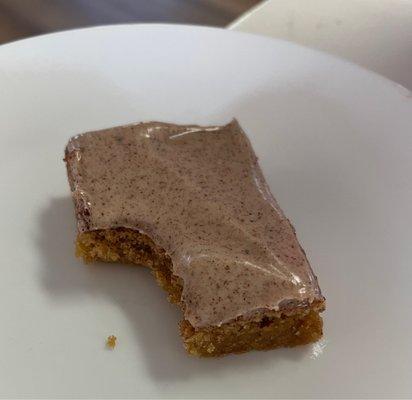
<box><xmin>65</xmin><ymin>120</ymin><xmax>323</xmax><ymax>327</ymax></box>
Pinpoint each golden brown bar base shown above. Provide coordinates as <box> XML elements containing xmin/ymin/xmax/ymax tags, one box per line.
<box><xmin>76</xmin><ymin>228</ymin><xmax>324</xmax><ymax>357</ymax></box>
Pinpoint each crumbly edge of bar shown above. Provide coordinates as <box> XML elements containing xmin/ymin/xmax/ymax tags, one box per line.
<box><xmin>76</xmin><ymin>228</ymin><xmax>325</xmax><ymax>357</ymax></box>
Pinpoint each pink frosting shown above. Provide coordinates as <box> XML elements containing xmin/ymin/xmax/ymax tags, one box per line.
<box><xmin>65</xmin><ymin>120</ymin><xmax>323</xmax><ymax>328</ymax></box>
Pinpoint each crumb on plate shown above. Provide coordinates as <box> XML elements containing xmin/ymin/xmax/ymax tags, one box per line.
<box><xmin>106</xmin><ymin>335</ymin><xmax>117</xmax><ymax>349</ymax></box>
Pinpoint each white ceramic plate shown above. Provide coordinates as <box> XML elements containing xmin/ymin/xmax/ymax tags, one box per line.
<box><xmin>0</xmin><ymin>25</ymin><xmax>411</xmax><ymax>399</ymax></box>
